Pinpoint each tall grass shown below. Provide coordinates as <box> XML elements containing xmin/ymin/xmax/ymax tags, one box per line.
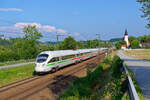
<box><xmin>0</xmin><ymin>64</ymin><xmax>34</xmax><ymax>86</ymax></box>
<box><xmin>58</xmin><ymin>54</ymin><xmax>129</xmax><ymax>100</ymax></box>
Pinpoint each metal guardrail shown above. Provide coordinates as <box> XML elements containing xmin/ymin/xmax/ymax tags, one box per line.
<box><xmin>123</xmin><ymin>63</ymin><xmax>140</xmax><ymax>100</ymax></box>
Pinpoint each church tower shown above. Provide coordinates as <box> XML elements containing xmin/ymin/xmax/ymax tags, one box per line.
<box><xmin>123</xmin><ymin>29</ymin><xmax>129</xmax><ymax>47</ymax></box>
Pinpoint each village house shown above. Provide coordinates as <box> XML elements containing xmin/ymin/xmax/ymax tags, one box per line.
<box><xmin>140</xmin><ymin>43</ymin><xmax>150</xmax><ymax>48</ymax></box>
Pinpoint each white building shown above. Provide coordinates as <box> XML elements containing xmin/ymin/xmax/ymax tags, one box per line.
<box><xmin>121</xmin><ymin>29</ymin><xmax>130</xmax><ymax>49</ymax></box>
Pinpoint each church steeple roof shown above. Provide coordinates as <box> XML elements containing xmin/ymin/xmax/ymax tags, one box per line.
<box><xmin>124</xmin><ymin>29</ymin><xmax>128</xmax><ymax>35</ymax></box>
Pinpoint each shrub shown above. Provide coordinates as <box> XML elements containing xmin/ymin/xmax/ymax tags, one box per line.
<box><xmin>131</xmin><ymin>39</ymin><xmax>140</xmax><ymax>49</ymax></box>
<box><xmin>115</xmin><ymin>42</ymin><xmax>122</xmax><ymax>49</ymax></box>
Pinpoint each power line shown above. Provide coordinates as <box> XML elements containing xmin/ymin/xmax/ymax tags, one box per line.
<box><xmin>56</xmin><ymin>32</ymin><xmax>65</xmax><ymax>42</ymax></box>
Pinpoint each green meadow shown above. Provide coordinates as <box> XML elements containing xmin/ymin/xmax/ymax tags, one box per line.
<box><xmin>0</xmin><ymin>64</ymin><xmax>35</xmax><ymax>86</ymax></box>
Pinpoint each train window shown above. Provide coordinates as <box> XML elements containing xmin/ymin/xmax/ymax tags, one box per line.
<box><xmin>36</xmin><ymin>54</ymin><xmax>48</xmax><ymax>63</ymax></box>
<box><xmin>85</xmin><ymin>52</ymin><xmax>90</xmax><ymax>54</ymax></box>
<box><xmin>48</xmin><ymin>57</ymin><xmax>59</xmax><ymax>63</ymax></box>
<box><xmin>77</xmin><ymin>54</ymin><xmax>80</xmax><ymax>56</ymax></box>
<box><xmin>62</xmin><ymin>55</ymin><xmax>75</xmax><ymax>60</ymax></box>
<box><xmin>81</xmin><ymin>53</ymin><xmax>85</xmax><ymax>55</ymax></box>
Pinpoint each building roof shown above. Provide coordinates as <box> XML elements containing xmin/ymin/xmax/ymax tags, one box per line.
<box><xmin>122</xmin><ymin>45</ymin><xmax>126</xmax><ymax>47</ymax></box>
<box><xmin>38</xmin><ymin>48</ymin><xmax>107</xmax><ymax>58</ymax></box>
<box><xmin>141</xmin><ymin>43</ymin><xmax>150</xmax><ymax>47</ymax></box>
<box><xmin>124</xmin><ymin>29</ymin><xmax>128</xmax><ymax>35</ymax></box>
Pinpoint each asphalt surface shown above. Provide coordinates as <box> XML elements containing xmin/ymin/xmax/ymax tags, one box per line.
<box><xmin>118</xmin><ymin>50</ymin><xmax>150</xmax><ymax>100</ymax></box>
<box><xmin>0</xmin><ymin>62</ymin><xmax>35</xmax><ymax>70</ymax></box>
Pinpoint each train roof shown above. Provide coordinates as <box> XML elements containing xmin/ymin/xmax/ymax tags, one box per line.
<box><xmin>38</xmin><ymin>48</ymin><xmax>106</xmax><ymax>58</ymax></box>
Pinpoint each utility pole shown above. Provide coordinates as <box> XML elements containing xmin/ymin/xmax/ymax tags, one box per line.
<box><xmin>96</xmin><ymin>33</ymin><xmax>101</xmax><ymax>48</ymax></box>
<box><xmin>96</xmin><ymin>33</ymin><xmax>101</xmax><ymax>55</ymax></box>
<box><xmin>56</xmin><ymin>32</ymin><xmax>64</xmax><ymax>42</ymax></box>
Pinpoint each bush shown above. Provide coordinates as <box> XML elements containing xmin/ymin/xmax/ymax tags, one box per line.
<box><xmin>115</xmin><ymin>42</ymin><xmax>122</xmax><ymax>49</ymax></box>
<box><xmin>59</xmin><ymin>54</ymin><xmax>126</xmax><ymax>100</ymax></box>
<box><xmin>131</xmin><ymin>39</ymin><xmax>140</xmax><ymax>49</ymax></box>
<box><xmin>0</xmin><ymin>46</ymin><xmax>15</xmax><ymax>62</ymax></box>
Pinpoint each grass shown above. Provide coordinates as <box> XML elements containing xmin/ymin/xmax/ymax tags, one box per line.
<box><xmin>0</xmin><ymin>59</ymin><xmax>35</xmax><ymax>66</ymax></box>
<box><xmin>126</xmin><ymin>66</ymin><xmax>146</xmax><ymax>100</ymax></box>
<box><xmin>0</xmin><ymin>64</ymin><xmax>35</xmax><ymax>86</ymax></box>
<box><xmin>123</xmin><ymin>49</ymin><xmax>150</xmax><ymax>60</ymax></box>
<box><xmin>58</xmin><ymin>53</ymin><xmax>129</xmax><ymax>100</ymax></box>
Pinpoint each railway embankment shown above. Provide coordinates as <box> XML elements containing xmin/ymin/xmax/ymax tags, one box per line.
<box><xmin>58</xmin><ymin>53</ymin><xmax>129</xmax><ymax>100</ymax></box>
<box><xmin>0</xmin><ymin>52</ymin><xmax>106</xmax><ymax>100</ymax></box>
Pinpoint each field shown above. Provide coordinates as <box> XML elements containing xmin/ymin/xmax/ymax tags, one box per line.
<box><xmin>123</xmin><ymin>49</ymin><xmax>150</xmax><ymax>60</ymax></box>
<box><xmin>0</xmin><ymin>64</ymin><xmax>34</xmax><ymax>86</ymax></box>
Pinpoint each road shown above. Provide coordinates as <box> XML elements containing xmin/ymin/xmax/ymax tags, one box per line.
<box><xmin>118</xmin><ymin>50</ymin><xmax>150</xmax><ymax>100</ymax></box>
<box><xmin>0</xmin><ymin>62</ymin><xmax>35</xmax><ymax>70</ymax></box>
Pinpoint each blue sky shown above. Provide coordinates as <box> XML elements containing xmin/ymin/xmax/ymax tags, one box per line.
<box><xmin>0</xmin><ymin>0</ymin><xmax>149</xmax><ymax>41</ymax></box>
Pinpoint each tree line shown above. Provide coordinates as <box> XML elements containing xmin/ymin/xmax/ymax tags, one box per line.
<box><xmin>0</xmin><ymin>25</ymin><xmax>112</xmax><ymax>62</ymax></box>
<box><xmin>115</xmin><ymin>35</ymin><xmax>150</xmax><ymax>49</ymax></box>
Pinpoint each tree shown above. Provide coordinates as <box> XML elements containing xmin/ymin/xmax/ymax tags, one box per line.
<box><xmin>76</xmin><ymin>41</ymin><xmax>85</xmax><ymax>49</ymax></box>
<box><xmin>22</xmin><ymin>25</ymin><xmax>43</xmax><ymax>58</ymax></box>
<box><xmin>131</xmin><ymin>40</ymin><xmax>140</xmax><ymax>49</ymax></box>
<box><xmin>85</xmin><ymin>39</ymin><xmax>100</xmax><ymax>48</ymax></box>
<box><xmin>115</xmin><ymin>42</ymin><xmax>122</xmax><ymax>49</ymax></box>
<box><xmin>138</xmin><ymin>35</ymin><xmax>150</xmax><ymax>43</ymax></box>
<box><xmin>119</xmin><ymin>41</ymin><xmax>127</xmax><ymax>45</ymax></box>
<box><xmin>85</xmin><ymin>40</ymin><xmax>92</xmax><ymax>48</ymax></box>
<box><xmin>11</xmin><ymin>38</ymin><xmax>25</xmax><ymax>59</ymax></box>
<box><xmin>23</xmin><ymin>25</ymin><xmax>42</xmax><ymax>40</ymax></box>
<box><xmin>0</xmin><ymin>46</ymin><xmax>15</xmax><ymax>62</ymax></box>
<box><xmin>137</xmin><ymin>0</ymin><xmax>150</xmax><ymax>28</ymax></box>
<box><xmin>92</xmin><ymin>39</ymin><xmax>99</xmax><ymax>48</ymax></box>
<box><xmin>59</xmin><ymin>36</ymin><xmax>77</xmax><ymax>50</ymax></box>
<box><xmin>129</xmin><ymin>36</ymin><xmax>137</xmax><ymax>42</ymax></box>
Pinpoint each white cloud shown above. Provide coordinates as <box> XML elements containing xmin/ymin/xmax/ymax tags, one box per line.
<box><xmin>14</xmin><ymin>22</ymin><xmax>67</xmax><ymax>34</ymax></box>
<box><xmin>14</xmin><ymin>23</ymin><xmax>41</xmax><ymax>28</ymax></box>
<box><xmin>73</xmin><ymin>32</ymin><xmax>80</xmax><ymax>36</ymax></box>
<box><xmin>42</xmin><ymin>25</ymin><xmax>56</xmax><ymax>32</ymax></box>
<box><xmin>0</xmin><ymin>8</ymin><xmax>23</xmax><ymax>12</ymax></box>
<box><xmin>57</xmin><ymin>29</ymin><xmax>67</xmax><ymax>34</ymax></box>
<box><xmin>0</xmin><ymin>22</ymin><xmax>67</xmax><ymax>36</ymax></box>
<box><xmin>69</xmin><ymin>32</ymin><xmax>80</xmax><ymax>37</ymax></box>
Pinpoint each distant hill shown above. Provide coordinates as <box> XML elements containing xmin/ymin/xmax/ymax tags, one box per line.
<box><xmin>109</xmin><ymin>38</ymin><xmax>122</xmax><ymax>42</ymax></box>
<box><xmin>45</xmin><ymin>38</ymin><xmax>122</xmax><ymax>45</ymax></box>
<box><xmin>45</xmin><ymin>41</ymin><xmax>61</xmax><ymax>44</ymax></box>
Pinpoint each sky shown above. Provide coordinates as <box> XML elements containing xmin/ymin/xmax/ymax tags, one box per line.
<box><xmin>0</xmin><ymin>0</ymin><xmax>149</xmax><ymax>42</ymax></box>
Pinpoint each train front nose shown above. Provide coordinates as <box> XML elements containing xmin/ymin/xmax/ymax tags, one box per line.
<box><xmin>35</xmin><ymin>63</ymin><xmax>46</xmax><ymax>72</ymax></box>
<box><xmin>35</xmin><ymin>53</ymin><xmax>49</xmax><ymax>72</ymax></box>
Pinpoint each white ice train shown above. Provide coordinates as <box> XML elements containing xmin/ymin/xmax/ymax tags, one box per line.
<box><xmin>35</xmin><ymin>48</ymin><xmax>107</xmax><ymax>73</ymax></box>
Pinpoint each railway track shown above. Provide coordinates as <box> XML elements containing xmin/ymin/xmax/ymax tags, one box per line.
<box><xmin>0</xmin><ymin>76</ymin><xmax>42</xmax><ymax>92</ymax></box>
<box><xmin>0</xmin><ymin>51</ymin><xmax>108</xmax><ymax>100</ymax></box>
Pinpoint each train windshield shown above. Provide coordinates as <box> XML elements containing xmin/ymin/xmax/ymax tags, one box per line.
<box><xmin>36</xmin><ymin>54</ymin><xmax>49</xmax><ymax>63</ymax></box>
